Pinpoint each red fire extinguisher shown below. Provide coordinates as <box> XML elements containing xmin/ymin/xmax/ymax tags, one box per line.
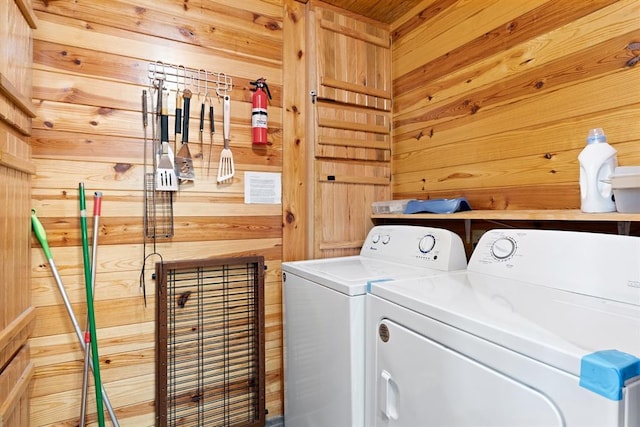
<box><xmin>250</xmin><ymin>78</ymin><xmax>272</xmax><ymax>145</ymax></box>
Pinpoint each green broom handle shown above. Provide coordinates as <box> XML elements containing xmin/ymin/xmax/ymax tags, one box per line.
<box><xmin>80</xmin><ymin>183</ymin><xmax>105</xmax><ymax>427</ymax></box>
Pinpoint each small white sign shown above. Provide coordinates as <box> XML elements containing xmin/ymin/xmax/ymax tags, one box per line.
<box><xmin>244</xmin><ymin>172</ymin><xmax>282</xmax><ymax>204</ymax></box>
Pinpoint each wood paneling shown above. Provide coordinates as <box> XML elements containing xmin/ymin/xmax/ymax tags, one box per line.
<box><xmin>318</xmin><ymin>0</ymin><xmax>425</xmax><ymax>25</ymax></box>
<box><xmin>30</xmin><ymin>0</ymin><xmax>284</xmax><ymax>425</ymax></box>
<box><xmin>1</xmin><ymin>1</ymin><xmax>36</xmax><ymax>426</ymax></box>
<box><xmin>391</xmin><ymin>0</ymin><xmax>640</xmax><ymax>210</ymax></box>
<box><xmin>282</xmin><ymin>0</ymin><xmax>310</xmax><ymax>262</ymax></box>
<box><xmin>308</xmin><ymin>2</ymin><xmax>392</xmax><ymax>258</ymax></box>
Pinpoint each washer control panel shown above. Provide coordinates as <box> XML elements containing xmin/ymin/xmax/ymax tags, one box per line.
<box><xmin>490</xmin><ymin>236</ymin><xmax>517</xmax><ymax>261</ymax></box>
<box><xmin>467</xmin><ymin>228</ymin><xmax>640</xmax><ymax>306</ymax></box>
<box><xmin>418</xmin><ymin>234</ymin><xmax>437</xmax><ymax>254</ymax></box>
<box><xmin>362</xmin><ymin>225</ymin><xmax>467</xmax><ymax>271</ymax></box>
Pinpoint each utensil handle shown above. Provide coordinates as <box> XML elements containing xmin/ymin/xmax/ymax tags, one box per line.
<box><xmin>200</xmin><ymin>101</ymin><xmax>205</xmax><ymax>133</ymax></box>
<box><xmin>142</xmin><ymin>90</ymin><xmax>148</xmax><ymax>128</ymax></box>
<box><xmin>175</xmin><ymin>91</ymin><xmax>183</xmax><ymax>135</ymax></box>
<box><xmin>209</xmin><ymin>105</ymin><xmax>215</xmax><ymax>133</ymax></box>
<box><xmin>223</xmin><ymin>95</ymin><xmax>230</xmax><ymax>148</ymax></box>
<box><xmin>182</xmin><ymin>89</ymin><xmax>192</xmax><ymax>144</ymax></box>
<box><xmin>161</xmin><ymin>90</ymin><xmax>169</xmax><ymax>144</ymax></box>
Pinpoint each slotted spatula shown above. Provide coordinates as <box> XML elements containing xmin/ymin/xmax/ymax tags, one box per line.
<box><xmin>156</xmin><ymin>88</ymin><xmax>179</xmax><ymax>191</ymax></box>
<box><xmin>217</xmin><ymin>95</ymin><xmax>234</xmax><ymax>183</ymax></box>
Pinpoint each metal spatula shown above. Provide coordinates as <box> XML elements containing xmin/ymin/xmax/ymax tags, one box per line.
<box><xmin>217</xmin><ymin>95</ymin><xmax>234</xmax><ymax>183</ymax></box>
<box><xmin>156</xmin><ymin>89</ymin><xmax>178</xmax><ymax>191</ymax></box>
<box><xmin>176</xmin><ymin>89</ymin><xmax>195</xmax><ymax>181</ymax></box>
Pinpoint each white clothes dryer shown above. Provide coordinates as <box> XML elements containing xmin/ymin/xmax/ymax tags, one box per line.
<box><xmin>282</xmin><ymin>225</ymin><xmax>467</xmax><ymax>427</ymax></box>
<box><xmin>365</xmin><ymin>229</ymin><xmax>640</xmax><ymax>427</ymax></box>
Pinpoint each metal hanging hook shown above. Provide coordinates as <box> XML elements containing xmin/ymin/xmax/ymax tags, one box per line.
<box><xmin>178</xmin><ymin>64</ymin><xmax>187</xmax><ymax>94</ymax></box>
<box><xmin>216</xmin><ymin>72</ymin><xmax>227</xmax><ymax>98</ymax></box>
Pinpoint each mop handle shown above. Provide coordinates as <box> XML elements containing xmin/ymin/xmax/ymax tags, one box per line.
<box><xmin>80</xmin><ymin>183</ymin><xmax>106</xmax><ymax>427</ymax></box>
<box><xmin>79</xmin><ymin>329</ymin><xmax>90</xmax><ymax>427</ymax></box>
<box><xmin>30</xmin><ymin>210</ymin><xmax>120</xmax><ymax>426</ymax></box>
<box><xmin>91</xmin><ymin>192</ymin><xmax>102</xmax><ymax>293</ymax></box>
<box><xmin>80</xmin><ymin>191</ymin><xmax>103</xmax><ymax>427</ymax></box>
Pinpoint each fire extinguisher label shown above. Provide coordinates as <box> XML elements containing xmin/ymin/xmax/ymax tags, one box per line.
<box><xmin>252</xmin><ymin>109</ymin><xmax>267</xmax><ymax>128</ymax></box>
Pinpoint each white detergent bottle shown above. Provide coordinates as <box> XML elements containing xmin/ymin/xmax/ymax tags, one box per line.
<box><xmin>578</xmin><ymin>128</ymin><xmax>617</xmax><ymax>212</ymax></box>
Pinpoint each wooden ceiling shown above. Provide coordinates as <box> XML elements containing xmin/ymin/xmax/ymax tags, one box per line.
<box><xmin>317</xmin><ymin>0</ymin><xmax>427</xmax><ymax>25</ymax></box>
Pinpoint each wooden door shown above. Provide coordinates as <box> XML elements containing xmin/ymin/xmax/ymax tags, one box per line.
<box><xmin>0</xmin><ymin>1</ymin><xmax>37</xmax><ymax>425</ymax></box>
<box><xmin>309</xmin><ymin>1</ymin><xmax>392</xmax><ymax>258</ymax></box>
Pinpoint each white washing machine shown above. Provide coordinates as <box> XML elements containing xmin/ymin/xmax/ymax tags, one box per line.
<box><xmin>282</xmin><ymin>225</ymin><xmax>468</xmax><ymax>427</ymax></box>
<box><xmin>365</xmin><ymin>228</ymin><xmax>640</xmax><ymax>427</ymax></box>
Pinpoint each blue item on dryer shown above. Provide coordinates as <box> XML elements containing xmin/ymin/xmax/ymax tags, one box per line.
<box><xmin>579</xmin><ymin>349</ymin><xmax>640</xmax><ymax>400</ymax></box>
<box><xmin>404</xmin><ymin>198</ymin><xmax>472</xmax><ymax>214</ymax></box>
<box><xmin>366</xmin><ymin>278</ymin><xmax>394</xmax><ymax>293</ymax></box>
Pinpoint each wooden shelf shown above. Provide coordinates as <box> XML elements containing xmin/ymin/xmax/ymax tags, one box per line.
<box><xmin>372</xmin><ymin>209</ymin><xmax>640</xmax><ymax>222</ymax></box>
<box><xmin>372</xmin><ymin>210</ymin><xmax>640</xmax><ymax>238</ymax></box>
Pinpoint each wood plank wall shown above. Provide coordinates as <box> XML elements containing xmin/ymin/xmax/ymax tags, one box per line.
<box><xmin>30</xmin><ymin>0</ymin><xmax>284</xmax><ymax>425</ymax></box>
<box><xmin>308</xmin><ymin>2</ymin><xmax>392</xmax><ymax>258</ymax></box>
<box><xmin>0</xmin><ymin>0</ymin><xmax>37</xmax><ymax>426</ymax></box>
<box><xmin>391</xmin><ymin>0</ymin><xmax>640</xmax><ymax>210</ymax></box>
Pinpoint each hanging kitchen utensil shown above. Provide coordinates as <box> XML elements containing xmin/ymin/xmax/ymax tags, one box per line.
<box><xmin>176</xmin><ymin>88</ymin><xmax>195</xmax><ymax>181</ymax></box>
<box><xmin>207</xmin><ymin>98</ymin><xmax>215</xmax><ymax>177</ymax></box>
<box><xmin>174</xmin><ymin>86</ymin><xmax>183</xmax><ymax>148</ymax></box>
<box><xmin>142</xmin><ymin>88</ymin><xmax>174</xmax><ymax>239</ymax></box>
<box><xmin>156</xmin><ymin>89</ymin><xmax>179</xmax><ymax>191</ymax></box>
<box><xmin>199</xmin><ymin>90</ymin><xmax>205</xmax><ymax>147</ymax></box>
<box><xmin>217</xmin><ymin>95</ymin><xmax>234</xmax><ymax>183</ymax></box>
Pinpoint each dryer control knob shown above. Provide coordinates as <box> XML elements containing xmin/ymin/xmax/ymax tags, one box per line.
<box><xmin>491</xmin><ymin>237</ymin><xmax>517</xmax><ymax>260</ymax></box>
<box><xmin>418</xmin><ymin>234</ymin><xmax>436</xmax><ymax>253</ymax></box>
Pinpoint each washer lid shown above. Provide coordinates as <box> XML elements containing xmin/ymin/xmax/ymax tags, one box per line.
<box><xmin>282</xmin><ymin>256</ymin><xmax>453</xmax><ymax>296</ymax></box>
<box><xmin>369</xmin><ymin>271</ymin><xmax>640</xmax><ymax>377</ymax></box>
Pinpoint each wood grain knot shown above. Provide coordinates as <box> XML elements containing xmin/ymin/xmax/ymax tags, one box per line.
<box><xmin>265</xmin><ymin>21</ymin><xmax>281</xmax><ymax>31</ymax></box>
<box><xmin>179</xmin><ymin>27</ymin><xmax>195</xmax><ymax>40</ymax></box>
<box><xmin>113</xmin><ymin>163</ymin><xmax>132</xmax><ymax>174</ymax></box>
<box><xmin>286</xmin><ymin>210</ymin><xmax>295</xmax><ymax>224</ymax></box>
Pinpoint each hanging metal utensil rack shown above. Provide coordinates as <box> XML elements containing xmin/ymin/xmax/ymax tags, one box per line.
<box><xmin>148</xmin><ymin>61</ymin><xmax>233</xmax><ymax>101</ymax></box>
<box><xmin>143</xmin><ymin>61</ymin><xmax>233</xmax><ymax>240</ymax></box>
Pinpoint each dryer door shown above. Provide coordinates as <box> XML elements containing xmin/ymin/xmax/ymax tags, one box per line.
<box><xmin>374</xmin><ymin>319</ymin><xmax>564</xmax><ymax>427</ymax></box>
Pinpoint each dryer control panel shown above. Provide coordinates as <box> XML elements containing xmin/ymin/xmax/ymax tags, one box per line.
<box><xmin>361</xmin><ymin>225</ymin><xmax>467</xmax><ymax>271</ymax></box>
<box><xmin>469</xmin><ymin>229</ymin><xmax>640</xmax><ymax>306</ymax></box>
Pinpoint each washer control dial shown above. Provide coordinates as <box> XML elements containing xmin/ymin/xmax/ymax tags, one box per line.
<box><xmin>418</xmin><ymin>234</ymin><xmax>437</xmax><ymax>254</ymax></box>
<box><xmin>382</xmin><ymin>235</ymin><xmax>391</xmax><ymax>245</ymax></box>
<box><xmin>491</xmin><ymin>237</ymin><xmax>517</xmax><ymax>260</ymax></box>
<box><xmin>371</xmin><ymin>234</ymin><xmax>381</xmax><ymax>244</ymax></box>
